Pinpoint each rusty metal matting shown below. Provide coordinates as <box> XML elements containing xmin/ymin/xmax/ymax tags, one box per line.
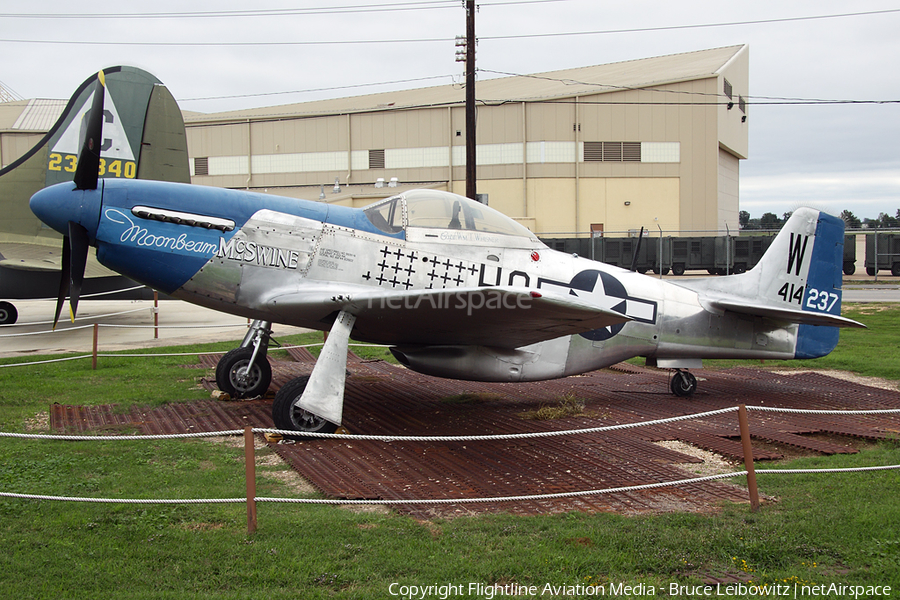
<box><xmin>49</xmin><ymin>353</ymin><xmax>900</xmax><ymax>518</ymax></box>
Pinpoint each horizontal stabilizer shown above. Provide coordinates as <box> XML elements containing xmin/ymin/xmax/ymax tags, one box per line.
<box><xmin>709</xmin><ymin>299</ymin><xmax>865</xmax><ymax>328</ymax></box>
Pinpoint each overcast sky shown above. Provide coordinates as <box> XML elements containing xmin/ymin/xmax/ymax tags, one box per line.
<box><xmin>2</xmin><ymin>0</ymin><xmax>899</xmax><ymax>221</ymax></box>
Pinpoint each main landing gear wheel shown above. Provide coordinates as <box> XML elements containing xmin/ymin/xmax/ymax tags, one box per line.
<box><xmin>215</xmin><ymin>347</ymin><xmax>272</xmax><ymax>399</ymax></box>
<box><xmin>670</xmin><ymin>370</ymin><xmax>697</xmax><ymax>397</ymax></box>
<box><xmin>272</xmin><ymin>375</ymin><xmax>339</xmax><ymax>437</ymax></box>
<box><xmin>0</xmin><ymin>301</ymin><xmax>17</xmax><ymax>325</ymax></box>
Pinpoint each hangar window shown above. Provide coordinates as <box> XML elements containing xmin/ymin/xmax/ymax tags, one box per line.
<box><xmin>724</xmin><ymin>78</ymin><xmax>733</xmax><ymax>100</ymax></box>
<box><xmin>583</xmin><ymin>142</ymin><xmax>642</xmax><ymax>162</ymax></box>
<box><xmin>622</xmin><ymin>142</ymin><xmax>641</xmax><ymax>162</ymax></box>
<box><xmin>369</xmin><ymin>149</ymin><xmax>385</xmax><ymax>169</ymax></box>
<box><xmin>738</xmin><ymin>96</ymin><xmax>746</xmax><ymax>114</ymax></box>
<box><xmin>194</xmin><ymin>157</ymin><xmax>209</xmax><ymax>176</ymax></box>
<box><xmin>584</xmin><ymin>142</ymin><xmax>603</xmax><ymax>161</ymax></box>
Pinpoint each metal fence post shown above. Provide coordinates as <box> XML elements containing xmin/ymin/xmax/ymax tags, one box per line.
<box><xmin>738</xmin><ymin>405</ymin><xmax>760</xmax><ymax>511</ymax></box>
<box><xmin>244</xmin><ymin>426</ymin><xmax>258</xmax><ymax>533</ymax></box>
<box><xmin>92</xmin><ymin>323</ymin><xmax>99</xmax><ymax>370</ymax></box>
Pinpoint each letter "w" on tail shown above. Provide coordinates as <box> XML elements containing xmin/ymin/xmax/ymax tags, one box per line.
<box><xmin>787</xmin><ymin>233</ymin><xmax>809</xmax><ymax>277</ymax></box>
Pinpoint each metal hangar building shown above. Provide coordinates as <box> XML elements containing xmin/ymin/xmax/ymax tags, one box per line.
<box><xmin>1</xmin><ymin>45</ymin><xmax>749</xmax><ymax>238</ymax></box>
<box><xmin>183</xmin><ymin>45</ymin><xmax>749</xmax><ymax>237</ymax></box>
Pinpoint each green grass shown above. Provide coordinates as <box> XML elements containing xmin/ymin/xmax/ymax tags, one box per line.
<box><xmin>1</xmin><ymin>312</ymin><xmax>899</xmax><ymax>598</ymax></box>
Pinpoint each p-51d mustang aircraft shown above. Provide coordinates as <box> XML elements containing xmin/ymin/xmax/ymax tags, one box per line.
<box><xmin>30</xmin><ymin>71</ymin><xmax>864</xmax><ymax>435</ymax></box>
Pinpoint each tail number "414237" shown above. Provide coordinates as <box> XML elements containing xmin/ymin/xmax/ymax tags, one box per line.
<box><xmin>778</xmin><ymin>283</ymin><xmax>838</xmax><ymax>312</ymax></box>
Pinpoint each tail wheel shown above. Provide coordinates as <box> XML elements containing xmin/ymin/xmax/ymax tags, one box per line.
<box><xmin>272</xmin><ymin>375</ymin><xmax>339</xmax><ymax>437</ymax></box>
<box><xmin>215</xmin><ymin>347</ymin><xmax>272</xmax><ymax>399</ymax></box>
<box><xmin>892</xmin><ymin>263</ymin><xmax>900</xmax><ymax>277</ymax></box>
<box><xmin>670</xmin><ymin>370</ymin><xmax>697</xmax><ymax>397</ymax></box>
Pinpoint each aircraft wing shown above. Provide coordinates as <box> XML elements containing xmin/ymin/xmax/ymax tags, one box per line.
<box><xmin>271</xmin><ymin>286</ymin><xmax>631</xmax><ymax>348</ymax></box>
<box><xmin>707</xmin><ymin>298</ymin><xmax>866</xmax><ymax>329</ymax></box>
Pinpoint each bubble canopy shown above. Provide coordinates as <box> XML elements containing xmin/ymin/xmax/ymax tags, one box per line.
<box><xmin>363</xmin><ymin>189</ymin><xmax>538</xmax><ymax>241</ymax></box>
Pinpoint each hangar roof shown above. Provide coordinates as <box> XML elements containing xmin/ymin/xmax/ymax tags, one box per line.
<box><xmin>184</xmin><ymin>45</ymin><xmax>746</xmax><ymax>124</ymax></box>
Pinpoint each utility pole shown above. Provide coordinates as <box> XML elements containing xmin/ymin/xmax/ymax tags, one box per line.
<box><xmin>456</xmin><ymin>1</ymin><xmax>477</xmax><ymax>201</ymax></box>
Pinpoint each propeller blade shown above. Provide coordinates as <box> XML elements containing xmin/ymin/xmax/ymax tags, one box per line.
<box><xmin>51</xmin><ymin>222</ymin><xmax>91</xmax><ymax>329</ymax></box>
<box><xmin>53</xmin><ymin>235</ymin><xmax>72</xmax><ymax>330</ymax></box>
<box><xmin>68</xmin><ymin>221</ymin><xmax>90</xmax><ymax>321</ymax></box>
<box><xmin>73</xmin><ymin>70</ymin><xmax>107</xmax><ymax>191</ymax></box>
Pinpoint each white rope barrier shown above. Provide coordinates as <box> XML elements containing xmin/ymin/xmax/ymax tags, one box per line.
<box><xmin>0</xmin><ymin>430</ymin><xmax>243</xmax><ymax>442</ymax></box>
<box><xmin>0</xmin><ymin>408</ymin><xmax>736</xmax><ymax>443</ymax></box>
<box><xmin>7</xmin><ymin>284</ymin><xmax>148</xmax><ymax>305</ymax></box>
<box><xmin>0</xmin><ymin>341</ymin><xmax>383</xmax><ymax>369</ymax></box>
<box><xmin>100</xmin><ymin>323</ymin><xmax>248</xmax><ymax>330</ymax></box>
<box><xmin>0</xmin><ymin>491</ymin><xmax>244</xmax><ymax>504</ymax></box>
<box><xmin>757</xmin><ymin>465</ymin><xmax>900</xmax><ymax>475</ymax></box>
<box><xmin>0</xmin><ymin>406</ymin><xmax>898</xmax><ymax>518</ymax></box>
<box><xmin>259</xmin><ymin>472</ymin><xmax>748</xmax><ymax>505</ymax></box>
<box><xmin>0</xmin><ymin>306</ymin><xmax>151</xmax><ymax>329</ymax></box>
<box><xmin>3</xmin><ymin>464</ymin><xmax>898</xmax><ymax>507</ymax></box>
<box><xmin>257</xmin><ymin>464</ymin><xmax>900</xmax><ymax>505</ymax></box>
<box><xmin>3</xmin><ymin>405</ymin><xmax>899</xmax><ymax>442</ymax></box>
<box><xmin>0</xmin><ymin>324</ymin><xmax>96</xmax><ymax>338</ymax></box>
<box><xmin>0</xmin><ymin>355</ymin><xmax>93</xmax><ymax>368</ymax></box>
<box><xmin>253</xmin><ymin>407</ymin><xmax>741</xmax><ymax>442</ymax></box>
<box><xmin>747</xmin><ymin>406</ymin><xmax>900</xmax><ymax>415</ymax></box>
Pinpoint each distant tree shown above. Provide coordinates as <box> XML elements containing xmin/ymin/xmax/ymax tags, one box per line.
<box><xmin>759</xmin><ymin>212</ymin><xmax>781</xmax><ymax>230</ymax></box>
<box><xmin>841</xmin><ymin>210</ymin><xmax>862</xmax><ymax>229</ymax></box>
<box><xmin>739</xmin><ymin>210</ymin><xmax>750</xmax><ymax>229</ymax></box>
<box><xmin>782</xmin><ymin>211</ymin><xmax>793</xmax><ymax>223</ymax></box>
<box><xmin>878</xmin><ymin>212</ymin><xmax>899</xmax><ymax>228</ymax></box>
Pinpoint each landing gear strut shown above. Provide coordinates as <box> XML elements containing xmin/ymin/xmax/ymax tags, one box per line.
<box><xmin>669</xmin><ymin>369</ymin><xmax>697</xmax><ymax>397</ymax></box>
<box><xmin>215</xmin><ymin>320</ymin><xmax>273</xmax><ymax>398</ymax></box>
<box><xmin>272</xmin><ymin>311</ymin><xmax>356</xmax><ymax>437</ymax></box>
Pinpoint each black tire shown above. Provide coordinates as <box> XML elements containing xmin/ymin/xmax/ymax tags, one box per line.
<box><xmin>215</xmin><ymin>347</ymin><xmax>272</xmax><ymax>399</ymax></box>
<box><xmin>0</xmin><ymin>301</ymin><xmax>17</xmax><ymax>325</ymax></box>
<box><xmin>892</xmin><ymin>263</ymin><xmax>900</xmax><ymax>277</ymax></box>
<box><xmin>843</xmin><ymin>262</ymin><xmax>856</xmax><ymax>276</ymax></box>
<box><xmin>272</xmin><ymin>375</ymin><xmax>339</xmax><ymax>437</ymax></box>
<box><xmin>672</xmin><ymin>263</ymin><xmax>685</xmax><ymax>276</ymax></box>
<box><xmin>867</xmin><ymin>267</ymin><xmax>877</xmax><ymax>276</ymax></box>
<box><xmin>733</xmin><ymin>263</ymin><xmax>747</xmax><ymax>274</ymax></box>
<box><xmin>670</xmin><ymin>371</ymin><xmax>697</xmax><ymax>397</ymax></box>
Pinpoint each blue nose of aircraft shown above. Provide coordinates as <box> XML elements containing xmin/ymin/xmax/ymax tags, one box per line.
<box><xmin>29</xmin><ymin>181</ymin><xmax>103</xmax><ymax>243</ymax></box>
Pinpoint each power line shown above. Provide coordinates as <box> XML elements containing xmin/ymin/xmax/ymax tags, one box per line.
<box><xmin>0</xmin><ymin>1</ymin><xmax>460</xmax><ymax>19</ymax></box>
<box><xmin>477</xmin><ymin>69</ymin><xmax>900</xmax><ymax>106</ymax></box>
<box><xmin>0</xmin><ymin>37</ymin><xmax>449</xmax><ymax>47</ymax></box>
<box><xmin>0</xmin><ymin>0</ymin><xmax>570</xmax><ymax>19</ymax></box>
<box><xmin>3</xmin><ymin>7</ymin><xmax>898</xmax><ymax>47</ymax></box>
<box><xmin>179</xmin><ymin>74</ymin><xmax>459</xmax><ymax>102</ymax></box>
<box><xmin>479</xmin><ymin>8</ymin><xmax>900</xmax><ymax>41</ymax></box>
